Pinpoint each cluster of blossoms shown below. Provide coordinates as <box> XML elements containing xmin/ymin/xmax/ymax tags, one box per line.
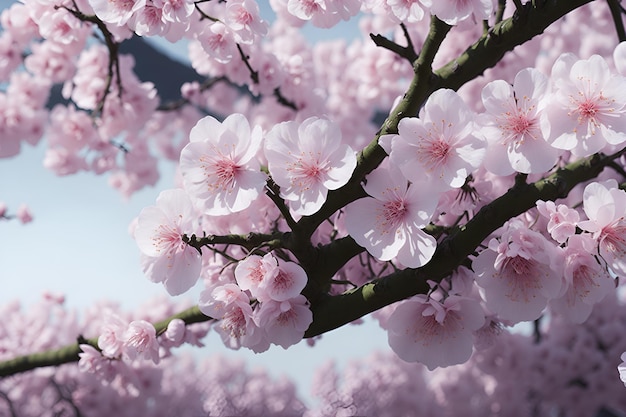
<box><xmin>2</xmin><ymin>292</ymin><xmax>626</xmax><ymax>416</ymax></box>
<box><xmin>199</xmin><ymin>253</ymin><xmax>312</xmax><ymax>352</ymax></box>
<box><xmin>0</xmin><ymin>294</ymin><xmax>308</xmax><ymax>416</ymax></box>
<box><xmin>130</xmin><ymin>44</ymin><xmax>626</xmax><ymax>371</ymax></box>
<box><xmin>314</xmin><ymin>290</ymin><xmax>626</xmax><ymax>417</ymax></box>
<box><xmin>6</xmin><ymin>0</ymin><xmax>626</xmax><ymax>411</ymax></box>
<box><xmin>133</xmin><ymin>113</ymin><xmax>356</xmax><ymax>351</ymax></box>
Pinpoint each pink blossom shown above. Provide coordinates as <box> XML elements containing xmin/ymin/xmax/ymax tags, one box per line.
<box><xmin>162</xmin><ymin>0</ymin><xmax>194</xmax><ymax>23</ymax></box>
<box><xmin>122</xmin><ymin>320</ymin><xmax>160</xmax><ymax>364</ymax></box>
<box><xmin>536</xmin><ymin>200</ymin><xmax>580</xmax><ymax>244</ymax></box>
<box><xmin>89</xmin><ymin>0</ymin><xmax>147</xmax><ymax>26</ymax></box>
<box><xmin>387</xmin><ymin>295</ymin><xmax>485</xmax><ymax>370</ymax></box>
<box><xmin>98</xmin><ymin>312</ymin><xmax>128</xmax><ymax>358</ymax></box>
<box><xmin>134</xmin><ymin>188</ymin><xmax>202</xmax><ymax>296</ymax></box>
<box><xmin>198</xmin><ymin>282</ymin><xmax>249</xmax><ymax>318</ymax></box>
<box><xmin>37</xmin><ymin>8</ymin><xmax>90</xmax><ymax>52</ymax></box>
<box><xmin>225</xmin><ymin>0</ymin><xmax>268</xmax><ymax>44</ymax></box>
<box><xmin>43</xmin><ymin>147</ymin><xmax>88</xmax><ymax>176</ymax></box>
<box><xmin>546</xmin><ymin>53</ymin><xmax>626</xmax><ymax>157</ymax></box>
<box><xmin>386</xmin><ymin>0</ymin><xmax>426</xmax><ymax>23</ymax></box>
<box><xmin>199</xmin><ymin>284</ymin><xmax>262</xmax><ymax>350</ymax></box>
<box><xmin>253</xmin><ymin>295</ymin><xmax>313</xmax><ymax>348</ymax></box>
<box><xmin>16</xmin><ymin>203</ymin><xmax>33</xmax><ymax>224</ymax></box>
<box><xmin>234</xmin><ymin>253</ymin><xmax>280</xmax><ymax>301</ymax></box>
<box><xmin>47</xmin><ymin>105</ymin><xmax>99</xmax><ymax>152</ymax></box>
<box><xmin>163</xmin><ymin>318</ymin><xmax>186</xmax><ymax>346</ymax></box>
<box><xmin>284</xmin><ymin>0</ymin><xmax>358</xmax><ymax>27</ymax></box>
<box><xmin>390</xmin><ymin>89</ymin><xmax>486</xmax><ymax>192</ymax></box>
<box><xmin>179</xmin><ymin>113</ymin><xmax>266</xmax><ymax>216</ymax></box>
<box><xmin>428</xmin><ymin>0</ymin><xmax>493</xmax><ymax>25</ymax></box>
<box><xmin>198</xmin><ymin>22</ymin><xmax>237</xmax><ymax>64</ymax></box>
<box><xmin>261</xmin><ymin>258</ymin><xmax>308</xmax><ymax>302</ymax></box>
<box><xmin>265</xmin><ymin>116</ymin><xmax>357</xmax><ymax>216</ymax></box>
<box><xmin>473</xmin><ymin>220</ymin><xmax>562</xmax><ymax>323</ymax></box>
<box><xmin>578</xmin><ymin>180</ymin><xmax>626</xmax><ymax>275</ymax></box>
<box><xmin>479</xmin><ymin>68</ymin><xmax>559</xmax><ymax>175</ymax></box>
<box><xmin>343</xmin><ymin>165</ymin><xmax>438</xmax><ymax>268</ymax></box>
<box><xmin>128</xmin><ymin>0</ymin><xmax>169</xmax><ymax>37</ymax></box>
<box><xmin>549</xmin><ymin>234</ymin><xmax>614</xmax><ymax>323</ymax></box>
<box><xmin>0</xmin><ymin>3</ymin><xmax>39</xmax><ymax>47</ymax></box>
<box><xmin>77</xmin><ymin>344</ymin><xmax>106</xmax><ymax>373</ymax></box>
<box><xmin>0</xmin><ymin>33</ymin><xmax>22</xmax><ymax>80</ymax></box>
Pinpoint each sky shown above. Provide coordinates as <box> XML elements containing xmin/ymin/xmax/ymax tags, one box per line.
<box><xmin>0</xmin><ymin>1</ymin><xmax>392</xmax><ymax>407</ymax></box>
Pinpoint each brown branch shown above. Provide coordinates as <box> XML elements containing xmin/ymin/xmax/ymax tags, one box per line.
<box><xmin>60</xmin><ymin>5</ymin><xmax>122</xmax><ymax>115</ymax></box>
<box><xmin>182</xmin><ymin>231</ymin><xmax>284</xmax><ymax>253</ymax></box>
<box><xmin>369</xmin><ymin>22</ymin><xmax>419</xmax><ymax>63</ymax></box>
<box><xmin>0</xmin><ymin>306</ymin><xmax>211</xmax><ymax>378</ymax></box>
<box><xmin>304</xmin><ymin>150</ymin><xmax>617</xmax><ymax>337</ymax></box>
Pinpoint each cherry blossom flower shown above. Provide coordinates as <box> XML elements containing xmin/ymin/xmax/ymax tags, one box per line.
<box><xmin>260</xmin><ymin>258</ymin><xmax>308</xmax><ymax>302</ymax></box>
<box><xmin>199</xmin><ymin>284</ymin><xmax>263</xmax><ymax>350</ymax></box>
<box><xmin>387</xmin><ymin>295</ymin><xmax>485</xmax><ymax>370</ymax></box>
<box><xmin>128</xmin><ymin>0</ymin><xmax>169</xmax><ymax>37</ymax></box>
<box><xmin>287</xmin><ymin>0</ymin><xmax>325</xmax><ymax>20</ymax></box>
<box><xmin>428</xmin><ymin>0</ymin><xmax>492</xmax><ymax>25</ymax></box>
<box><xmin>264</xmin><ymin>116</ymin><xmax>357</xmax><ymax>216</ymax></box>
<box><xmin>546</xmin><ymin>53</ymin><xmax>626</xmax><ymax>157</ymax></box>
<box><xmin>89</xmin><ymin>0</ymin><xmax>146</xmax><ymax>26</ymax></box>
<box><xmin>16</xmin><ymin>203</ymin><xmax>33</xmax><ymax>224</ymax></box>
<box><xmin>163</xmin><ymin>318</ymin><xmax>186</xmax><ymax>346</ymax></box>
<box><xmin>123</xmin><ymin>320</ymin><xmax>160</xmax><ymax>364</ymax></box>
<box><xmin>78</xmin><ymin>344</ymin><xmax>107</xmax><ymax>373</ymax></box>
<box><xmin>179</xmin><ymin>113</ymin><xmax>266</xmax><ymax>216</ymax></box>
<box><xmin>390</xmin><ymin>89</ymin><xmax>486</xmax><ymax>192</ymax></box>
<box><xmin>253</xmin><ymin>295</ymin><xmax>313</xmax><ymax>349</ymax></box>
<box><xmin>536</xmin><ymin>200</ymin><xmax>580</xmax><ymax>244</ymax></box>
<box><xmin>198</xmin><ymin>21</ymin><xmax>237</xmax><ymax>64</ymax></box>
<box><xmin>473</xmin><ymin>219</ymin><xmax>562</xmax><ymax>323</ymax></box>
<box><xmin>578</xmin><ymin>180</ymin><xmax>626</xmax><ymax>275</ymax></box>
<box><xmin>286</xmin><ymin>0</ymin><xmax>357</xmax><ymax>27</ymax></box>
<box><xmin>549</xmin><ymin>234</ymin><xmax>614</xmax><ymax>323</ymax></box>
<box><xmin>225</xmin><ymin>0</ymin><xmax>268</xmax><ymax>44</ymax></box>
<box><xmin>480</xmin><ymin>68</ymin><xmax>559</xmax><ymax>175</ymax></box>
<box><xmin>343</xmin><ymin>165</ymin><xmax>438</xmax><ymax>268</ymax></box>
<box><xmin>134</xmin><ymin>188</ymin><xmax>202</xmax><ymax>296</ymax></box>
<box><xmin>98</xmin><ymin>312</ymin><xmax>129</xmax><ymax>358</ymax></box>
<box><xmin>386</xmin><ymin>0</ymin><xmax>426</xmax><ymax>23</ymax></box>
<box><xmin>161</xmin><ymin>0</ymin><xmax>194</xmax><ymax>23</ymax></box>
<box><xmin>234</xmin><ymin>253</ymin><xmax>280</xmax><ymax>301</ymax></box>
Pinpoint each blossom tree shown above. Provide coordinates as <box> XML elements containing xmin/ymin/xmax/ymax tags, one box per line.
<box><xmin>4</xmin><ymin>0</ymin><xmax>626</xmax><ymax>415</ymax></box>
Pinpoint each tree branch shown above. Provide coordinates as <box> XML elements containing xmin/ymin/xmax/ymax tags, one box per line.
<box><xmin>369</xmin><ymin>22</ymin><xmax>419</xmax><ymax>63</ymax></box>
<box><xmin>0</xmin><ymin>306</ymin><xmax>211</xmax><ymax>378</ymax></box>
<box><xmin>182</xmin><ymin>231</ymin><xmax>284</xmax><ymax>253</ymax></box>
<box><xmin>304</xmin><ymin>150</ymin><xmax>618</xmax><ymax>337</ymax></box>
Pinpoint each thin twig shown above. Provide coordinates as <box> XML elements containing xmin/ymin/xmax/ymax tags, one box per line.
<box><xmin>369</xmin><ymin>27</ymin><xmax>419</xmax><ymax>63</ymax></box>
<box><xmin>495</xmin><ymin>0</ymin><xmax>506</xmax><ymax>23</ymax></box>
<box><xmin>265</xmin><ymin>179</ymin><xmax>299</xmax><ymax>231</ymax></box>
